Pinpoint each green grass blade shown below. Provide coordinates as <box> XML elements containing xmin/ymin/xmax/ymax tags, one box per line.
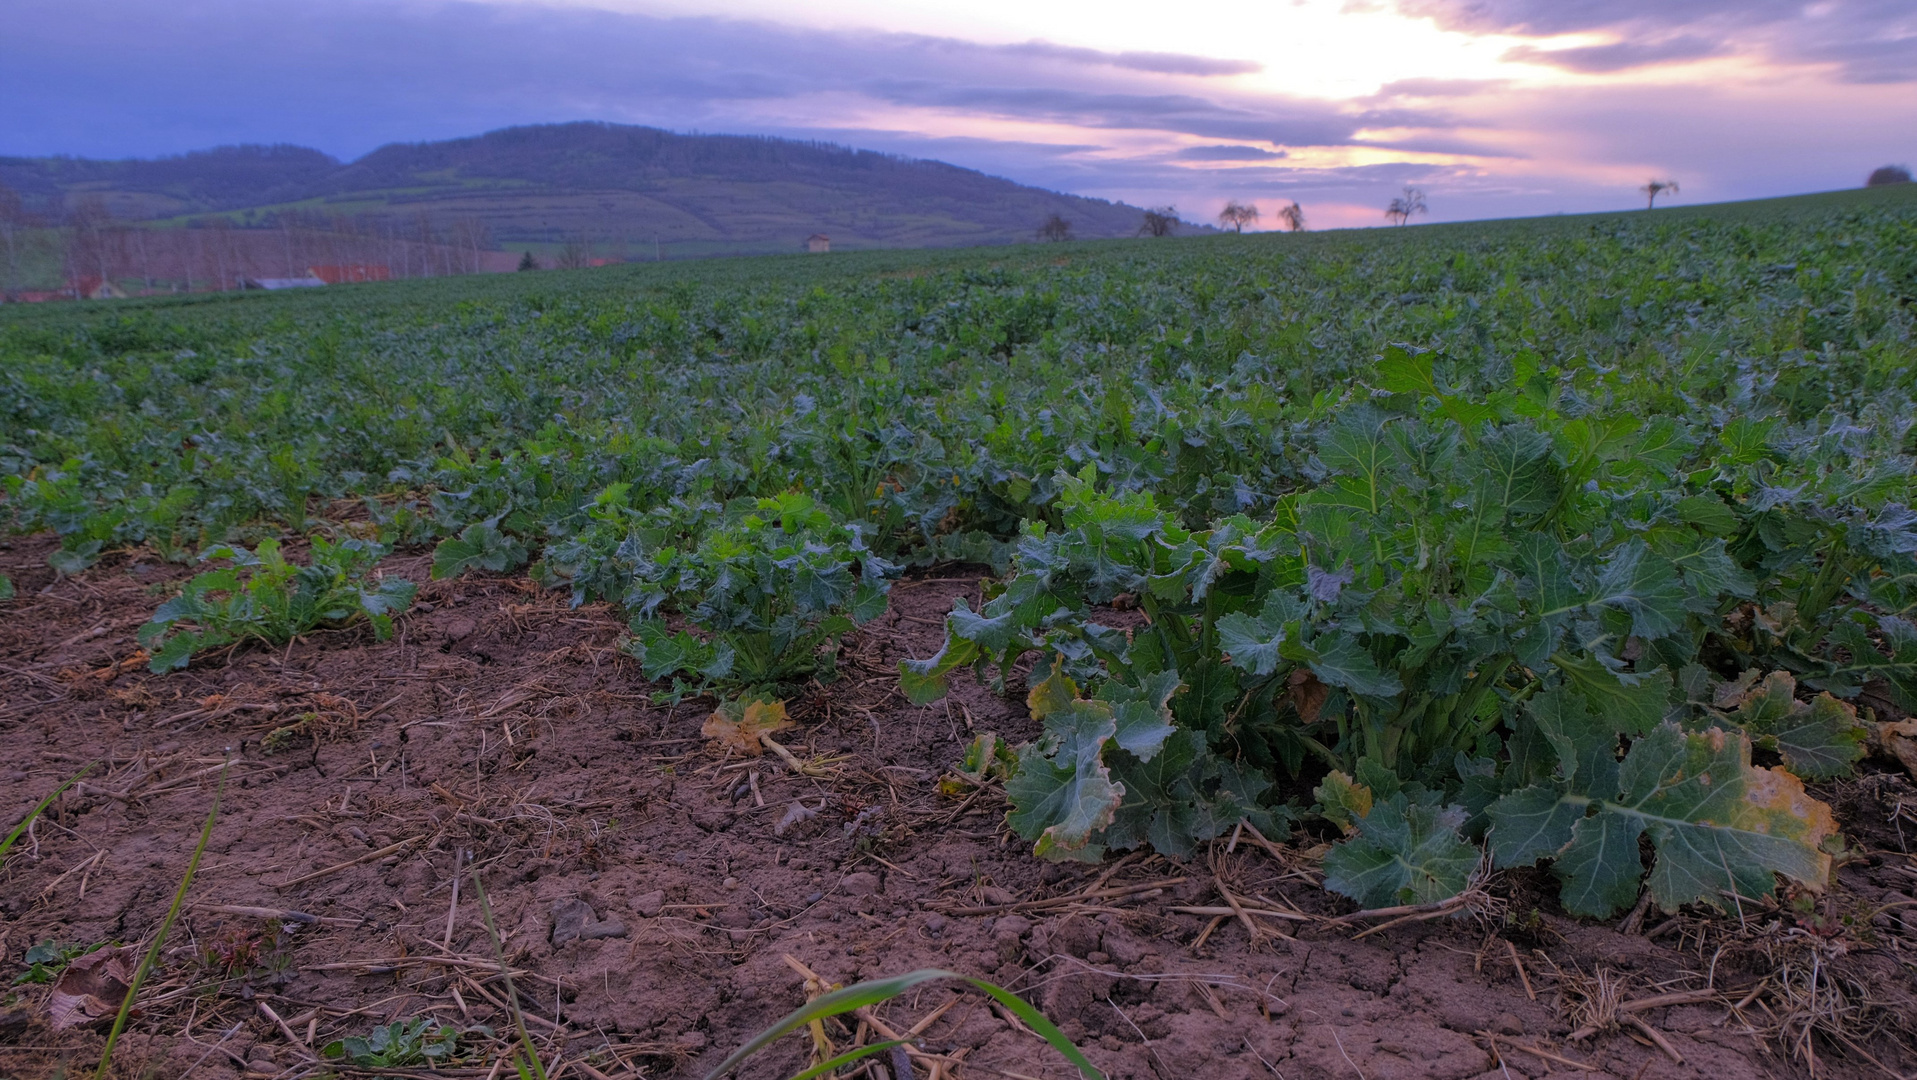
<box><xmin>471</xmin><ymin>871</ymin><xmax>550</xmax><ymax>1080</ymax></box>
<box><xmin>786</xmin><ymin>1039</ymin><xmax>906</xmax><ymax>1080</ymax></box>
<box><xmin>94</xmin><ymin>763</ymin><xmax>223</xmax><ymax>1080</ymax></box>
<box><xmin>705</xmin><ymin>968</ymin><xmax>1102</xmax><ymax>1080</ymax></box>
<box><xmin>703</xmin><ymin>969</ymin><xmax>953</xmax><ymax>1079</ymax></box>
<box><xmin>962</xmin><ymin>976</ymin><xmax>1103</xmax><ymax>1079</ymax></box>
<box><xmin>1</xmin><ymin>762</ymin><xmax>93</xmax><ymax>860</ymax></box>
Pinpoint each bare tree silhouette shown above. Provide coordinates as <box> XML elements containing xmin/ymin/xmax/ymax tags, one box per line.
<box><xmin>1217</xmin><ymin>200</ymin><xmax>1260</xmax><ymax>232</ymax></box>
<box><xmin>1640</xmin><ymin>179</ymin><xmax>1680</xmax><ymax>209</ymax></box>
<box><xmin>555</xmin><ymin>234</ymin><xmax>593</xmax><ymax>269</ymax></box>
<box><xmin>1385</xmin><ymin>187</ymin><xmax>1427</xmax><ymax>226</ymax></box>
<box><xmin>1138</xmin><ymin>206</ymin><xmax>1179</xmax><ymax>237</ymax></box>
<box><xmin>0</xmin><ymin>183</ymin><xmax>30</xmax><ymax>300</ymax></box>
<box><xmin>1277</xmin><ymin>201</ymin><xmax>1306</xmax><ymax>232</ymax></box>
<box><xmin>1037</xmin><ymin>213</ymin><xmax>1074</xmax><ymax>242</ymax></box>
<box><xmin>66</xmin><ymin>196</ymin><xmax>116</xmax><ymax>291</ymax></box>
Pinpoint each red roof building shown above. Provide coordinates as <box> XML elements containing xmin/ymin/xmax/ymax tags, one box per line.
<box><xmin>308</xmin><ymin>264</ymin><xmax>392</xmax><ymax>284</ymax></box>
<box><xmin>72</xmin><ymin>277</ymin><xmax>128</xmax><ymax>300</ymax></box>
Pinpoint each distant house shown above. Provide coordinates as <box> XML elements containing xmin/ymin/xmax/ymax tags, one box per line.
<box><xmin>240</xmin><ymin>275</ymin><xmax>326</xmax><ymax>290</ymax></box>
<box><xmin>806</xmin><ymin>234</ymin><xmax>830</xmax><ymax>254</ymax></box>
<box><xmin>73</xmin><ymin>277</ymin><xmax>127</xmax><ymax>300</ymax></box>
<box><xmin>308</xmin><ymin>264</ymin><xmax>391</xmax><ymax>284</ymax></box>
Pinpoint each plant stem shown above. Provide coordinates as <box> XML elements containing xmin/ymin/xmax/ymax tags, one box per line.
<box><xmin>469</xmin><ymin>871</ymin><xmax>550</xmax><ymax>1080</ymax></box>
<box><xmin>95</xmin><ymin>762</ymin><xmax>226</xmax><ymax>1080</ymax></box>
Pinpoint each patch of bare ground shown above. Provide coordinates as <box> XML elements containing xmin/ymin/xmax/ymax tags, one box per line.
<box><xmin>2</xmin><ymin>532</ymin><xmax>1914</xmax><ymax>1080</ymax></box>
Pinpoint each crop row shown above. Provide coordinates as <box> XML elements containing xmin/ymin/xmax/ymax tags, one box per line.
<box><xmin>4</xmin><ymin>197</ymin><xmax>1916</xmax><ymax>913</ymax></box>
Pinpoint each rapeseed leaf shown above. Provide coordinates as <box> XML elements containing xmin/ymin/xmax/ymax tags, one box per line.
<box><xmin>1322</xmin><ymin>792</ymin><xmax>1478</xmax><ymax>909</ymax></box>
<box><xmin>1489</xmin><ymin>720</ymin><xmax>1837</xmax><ymax>917</ymax></box>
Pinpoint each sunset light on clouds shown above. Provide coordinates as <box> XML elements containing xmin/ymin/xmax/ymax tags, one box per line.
<box><xmin>5</xmin><ymin>0</ymin><xmax>1913</xmax><ymax>226</ymax></box>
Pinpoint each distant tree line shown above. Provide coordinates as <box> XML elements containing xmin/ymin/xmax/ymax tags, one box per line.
<box><xmin>0</xmin><ymin>181</ymin><xmax>500</xmax><ymax>298</ymax></box>
<box><xmin>1869</xmin><ymin>165</ymin><xmax>1912</xmax><ymax>187</ymax></box>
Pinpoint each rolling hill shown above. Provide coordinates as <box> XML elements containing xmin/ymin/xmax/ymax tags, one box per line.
<box><xmin>0</xmin><ymin>123</ymin><xmax>1166</xmax><ymax>259</ymax></box>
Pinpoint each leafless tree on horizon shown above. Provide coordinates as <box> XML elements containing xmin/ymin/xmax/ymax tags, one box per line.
<box><xmin>1277</xmin><ymin>201</ymin><xmax>1306</xmax><ymax>232</ymax></box>
<box><xmin>555</xmin><ymin>233</ymin><xmax>594</xmax><ymax>269</ymax></box>
<box><xmin>0</xmin><ymin>183</ymin><xmax>30</xmax><ymax>299</ymax></box>
<box><xmin>1641</xmin><ymin>178</ymin><xmax>1679</xmax><ymax>209</ymax></box>
<box><xmin>1218</xmin><ymin>200</ymin><xmax>1260</xmax><ymax>232</ymax></box>
<box><xmin>1385</xmin><ymin>187</ymin><xmax>1427</xmax><ymax>226</ymax></box>
<box><xmin>1037</xmin><ymin>213</ymin><xmax>1073</xmax><ymax>242</ymax></box>
<box><xmin>65</xmin><ymin>196</ymin><xmax>116</xmax><ymax>292</ymax></box>
<box><xmin>1138</xmin><ymin>206</ymin><xmax>1179</xmax><ymax>237</ymax></box>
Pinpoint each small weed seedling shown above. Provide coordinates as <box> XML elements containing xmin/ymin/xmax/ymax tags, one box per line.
<box><xmin>323</xmin><ymin>1018</ymin><xmax>475</xmax><ymax>1067</ymax></box>
<box><xmin>12</xmin><ymin>941</ymin><xmax>108</xmax><ymax>986</ymax></box>
<box><xmin>195</xmin><ymin>920</ymin><xmax>293</xmax><ymax>982</ymax></box>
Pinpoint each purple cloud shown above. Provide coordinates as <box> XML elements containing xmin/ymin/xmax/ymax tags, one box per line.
<box><xmin>1502</xmin><ymin>35</ymin><xmax>1722</xmax><ymax>73</ymax></box>
<box><xmin>1174</xmin><ymin>145</ymin><xmax>1290</xmax><ymax>160</ymax></box>
<box><xmin>1397</xmin><ymin>0</ymin><xmax>1917</xmax><ymax>83</ymax></box>
<box><xmin>1372</xmin><ymin>78</ymin><xmax>1511</xmax><ymax>98</ymax></box>
<box><xmin>996</xmin><ymin>41</ymin><xmax>1263</xmax><ymax>76</ymax></box>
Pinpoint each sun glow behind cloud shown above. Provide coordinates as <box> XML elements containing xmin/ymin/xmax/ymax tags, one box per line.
<box><xmin>609</xmin><ymin>0</ymin><xmax>1538</xmax><ymax>98</ymax></box>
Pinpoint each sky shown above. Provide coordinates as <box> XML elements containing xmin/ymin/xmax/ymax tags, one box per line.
<box><xmin>3</xmin><ymin>0</ymin><xmax>1914</xmax><ymax>228</ymax></box>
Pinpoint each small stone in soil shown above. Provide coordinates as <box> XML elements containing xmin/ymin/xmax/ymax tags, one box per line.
<box><xmin>1495</xmin><ymin>1012</ymin><xmax>1524</xmax><ymax>1036</ymax></box>
<box><xmin>840</xmin><ymin>871</ymin><xmax>881</xmax><ymax>896</ymax></box>
<box><xmin>551</xmin><ymin>898</ymin><xmax>628</xmax><ymax>945</ymax></box>
<box><xmin>631</xmin><ymin>890</ymin><xmax>666</xmax><ymax>917</ymax></box>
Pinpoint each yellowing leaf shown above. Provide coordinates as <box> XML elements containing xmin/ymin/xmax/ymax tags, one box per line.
<box><xmin>1740</xmin><ymin>759</ymin><xmax>1838</xmax><ymax>868</ymax></box>
<box><xmin>1314</xmin><ymin>770</ymin><xmax>1373</xmax><ymax>833</ymax></box>
<box><xmin>1490</xmin><ymin>722</ymin><xmax>1841</xmax><ymax>917</ymax></box>
<box><xmin>1025</xmin><ymin>657</ymin><xmax>1079</xmax><ymax>720</ymax></box>
<box><xmin>702</xmin><ymin>697</ymin><xmax>791</xmax><ymax>755</ymax></box>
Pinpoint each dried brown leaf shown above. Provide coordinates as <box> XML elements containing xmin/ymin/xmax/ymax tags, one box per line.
<box><xmin>1874</xmin><ymin>718</ymin><xmax>1917</xmax><ymax>780</ymax></box>
<box><xmin>46</xmin><ymin>946</ymin><xmax>135</xmax><ymax>1030</ymax></box>
<box><xmin>1288</xmin><ymin>669</ymin><xmax>1329</xmax><ymax>725</ymax></box>
<box><xmin>702</xmin><ymin>697</ymin><xmax>791</xmax><ymax>756</ymax></box>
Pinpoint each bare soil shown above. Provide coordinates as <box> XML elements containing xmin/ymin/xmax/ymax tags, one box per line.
<box><xmin>2</xmin><ymin>533</ymin><xmax>1915</xmax><ymax>1080</ymax></box>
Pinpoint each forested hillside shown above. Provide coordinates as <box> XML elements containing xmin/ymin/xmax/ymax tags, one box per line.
<box><xmin>0</xmin><ymin>123</ymin><xmax>1161</xmax><ymax>258</ymax></box>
